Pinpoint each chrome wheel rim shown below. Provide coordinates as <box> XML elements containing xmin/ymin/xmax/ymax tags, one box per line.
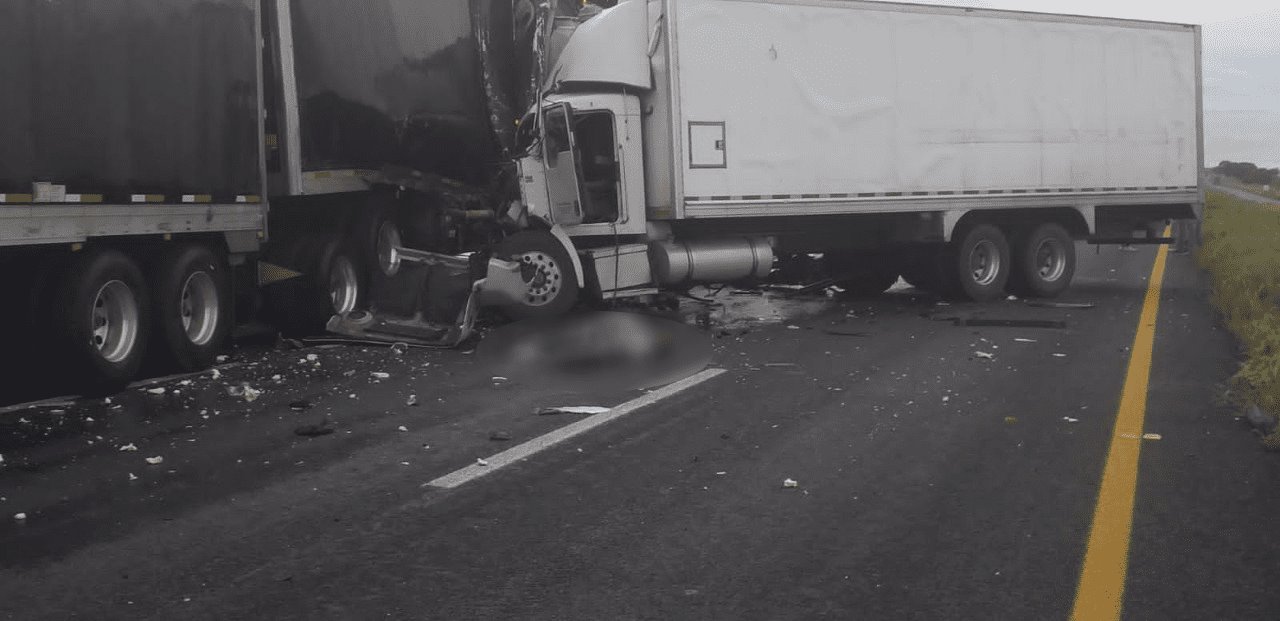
<box><xmin>376</xmin><ymin>221</ymin><xmax>402</xmax><ymax>277</ymax></box>
<box><xmin>180</xmin><ymin>271</ymin><xmax>220</xmax><ymax>346</ymax></box>
<box><xmin>516</xmin><ymin>251</ymin><xmax>563</xmax><ymax>307</ymax></box>
<box><xmin>90</xmin><ymin>280</ymin><xmax>140</xmax><ymax>363</ymax></box>
<box><xmin>1035</xmin><ymin>238</ymin><xmax>1067</xmax><ymax>282</ymax></box>
<box><xmin>969</xmin><ymin>240</ymin><xmax>1001</xmax><ymax>286</ymax></box>
<box><xmin>329</xmin><ymin>256</ymin><xmax>359</xmax><ymax>314</ymax></box>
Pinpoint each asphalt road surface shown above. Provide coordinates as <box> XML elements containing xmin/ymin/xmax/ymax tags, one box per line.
<box><xmin>3</xmin><ymin>242</ymin><xmax>1279</xmax><ymax>620</ymax></box>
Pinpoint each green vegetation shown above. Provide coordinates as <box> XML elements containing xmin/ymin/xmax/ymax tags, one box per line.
<box><xmin>1214</xmin><ymin>160</ymin><xmax>1280</xmax><ymax>187</ymax></box>
<box><xmin>1198</xmin><ymin>190</ymin><xmax>1280</xmax><ymax>442</ymax></box>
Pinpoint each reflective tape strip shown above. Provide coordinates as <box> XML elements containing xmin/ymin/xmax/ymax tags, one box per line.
<box><xmin>62</xmin><ymin>194</ymin><xmax>102</xmax><ymax>203</ymax></box>
<box><xmin>235</xmin><ymin>195</ymin><xmax>262</xmax><ymax>203</ymax></box>
<box><xmin>181</xmin><ymin>195</ymin><xmax>213</xmax><ymax>203</ymax></box>
<box><xmin>131</xmin><ymin>194</ymin><xmax>166</xmax><ymax>203</ymax></box>
<box><xmin>684</xmin><ymin>186</ymin><xmax>1199</xmax><ymax>202</ymax></box>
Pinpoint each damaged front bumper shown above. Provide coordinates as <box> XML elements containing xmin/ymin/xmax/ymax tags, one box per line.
<box><xmin>325</xmin><ymin>247</ymin><xmax>528</xmax><ymax>348</ymax></box>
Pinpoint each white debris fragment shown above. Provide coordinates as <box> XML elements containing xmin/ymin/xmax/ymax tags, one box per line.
<box><xmin>179</xmin><ymin>380</ymin><xmax>192</xmax><ymax>387</ymax></box>
<box><xmin>104</xmin><ymin>398</ymin><xmax>112</xmax><ymax>405</ymax></box>
<box><xmin>242</xmin><ymin>386</ymin><xmax>262</xmax><ymax>402</ymax></box>
<box><xmin>1142</xmin><ymin>433</ymin><xmax>1162</xmax><ymax>441</ymax></box>
<box><xmin>306</xmin><ymin>353</ymin><xmax>318</xmax><ymax>362</ymax></box>
<box><xmin>476</xmin><ymin>458</ymin><xmax>489</xmax><ymax>466</ymax></box>
<box><xmin>271</xmin><ymin>374</ymin><xmax>282</xmax><ymax>381</ymax></box>
<box><xmin>0</xmin><ymin>453</ymin><xmax>4</xmax><ymax>465</ymax></box>
<box><xmin>1014</xmin><ymin>338</ymin><xmax>1038</xmax><ymax>343</ymax></box>
<box><xmin>1006</xmin><ymin>295</ymin><xmax>1019</xmax><ymax>301</ymax></box>
<box><xmin>1052</xmin><ymin>353</ymin><xmax>1068</xmax><ymax>358</ymax></box>
<box><xmin>216</xmin><ymin>355</ymin><xmax>229</xmax><ymax>363</ymax></box>
<box><xmin>782</xmin><ymin>478</ymin><xmax>799</xmax><ymax>488</ymax></box>
<box><xmin>128</xmin><ymin>473</ymin><xmax>138</xmax><ymax>481</ymax></box>
<box><xmin>343</xmin><ymin>370</ymin><xmax>356</xmax><ymax>377</ymax></box>
<box><xmin>942</xmin><ymin>396</ymin><xmax>950</xmax><ymax>403</ymax></box>
<box><xmin>492</xmin><ymin>376</ymin><xmax>508</xmax><ymax>382</ymax></box>
<box><xmin>974</xmin><ymin>351</ymin><xmax>995</xmax><ymax>359</ymax></box>
<box><xmin>390</xmin><ymin>343</ymin><xmax>408</xmax><ymax>356</ymax></box>
<box><xmin>147</xmin><ymin>387</ymin><xmax>166</xmax><ymax>395</ymax></box>
<box><xmin>119</xmin><ymin>443</ymin><xmax>139</xmax><ymax>452</ymax></box>
<box><xmin>14</xmin><ymin>513</ymin><xmax>26</xmax><ymax>522</ymax></box>
<box><xmin>715</xmin><ymin>471</ymin><xmax>727</xmax><ymax>476</ymax></box>
<box><xmin>536</xmin><ymin>406</ymin><xmax>611</xmax><ymax>415</ymax></box>
<box><xmin>349</xmin><ymin>394</ymin><xmax>357</xmax><ymax>399</ymax></box>
<box><xmin>371</xmin><ymin>372</ymin><xmax>390</xmax><ymax>380</ymax></box>
<box><xmin>397</xmin><ymin>426</ymin><xmax>408</xmax><ymax>432</ymax></box>
<box><xmin>145</xmin><ymin>456</ymin><xmax>164</xmax><ymax>465</ymax></box>
<box><xmin>786</xmin><ymin>325</ymin><xmax>801</xmax><ymax>330</ymax></box>
<box><xmin>406</xmin><ymin>394</ymin><xmax>418</xmax><ymax>407</ymax></box>
<box><xmin>1063</xmin><ymin>417</ymin><xmax>1080</xmax><ymax>423</ymax></box>
<box><xmin>210</xmin><ymin>369</ymin><xmax>221</xmax><ymax>380</ymax></box>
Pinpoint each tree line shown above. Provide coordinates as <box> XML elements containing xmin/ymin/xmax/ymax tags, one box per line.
<box><xmin>1214</xmin><ymin>161</ymin><xmax>1280</xmax><ymax>186</ymax></box>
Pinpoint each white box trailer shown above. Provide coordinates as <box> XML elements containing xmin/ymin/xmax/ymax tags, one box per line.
<box><xmin>518</xmin><ymin>0</ymin><xmax>1202</xmax><ymax>305</ymax></box>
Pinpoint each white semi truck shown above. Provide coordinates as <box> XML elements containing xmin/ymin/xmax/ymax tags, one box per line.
<box><xmin>0</xmin><ymin>0</ymin><xmax>1202</xmax><ymax>394</ymax></box>
<box><xmin>504</xmin><ymin>0</ymin><xmax>1202</xmax><ymax>310</ymax></box>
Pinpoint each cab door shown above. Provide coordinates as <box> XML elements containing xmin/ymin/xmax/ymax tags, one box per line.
<box><xmin>541</xmin><ymin>103</ymin><xmax>585</xmax><ymax>226</ymax></box>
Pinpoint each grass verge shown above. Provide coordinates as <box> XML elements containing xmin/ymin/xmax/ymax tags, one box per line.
<box><xmin>1199</xmin><ymin>190</ymin><xmax>1280</xmax><ymax>444</ymax></box>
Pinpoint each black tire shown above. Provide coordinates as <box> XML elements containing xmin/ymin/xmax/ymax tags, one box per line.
<box><xmin>495</xmin><ymin>230</ymin><xmax>579</xmax><ymax>319</ymax></box>
<box><xmin>822</xmin><ymin>252</ymin><xmax>898</xmax><ymax>296</ymax></box>
<box><xmin>941</xmin><ymin>223</ymin><xmax>1011</xmax><ymax>302</ymax></box>
<box><xmin>150</xmin><ymin>244</ymin><xmax>232</xmax><ymax>372</ymax></box>
<box><xmin>1009</xmin><ymin>222</ymin><xmax>1076</xmax><ymax>298</ymax></box>
<box><xmin>266</xmin><ymin>237</ymin><xmax>363</xmax><ymax>336</ymax></box>
<box><xmin>54</xmin><ymin>248</ymin><xmax>151</xmax><ymax>395</ymax></box>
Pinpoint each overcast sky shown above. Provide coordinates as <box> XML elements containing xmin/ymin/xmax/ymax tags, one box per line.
<box><xmin>896</xmin><ymin>0</ymin><xmax>1280</xmax><ymax>168</ymax></box>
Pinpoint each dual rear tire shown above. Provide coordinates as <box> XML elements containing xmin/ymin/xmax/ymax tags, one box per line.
<box><xmin>48</xmin><ymin>244</ymin><xmax>231</xmax><ymax>395</ymax></box>
<box><xmin>924</xmin><ymin>221</ymin><xmax>1074</xmax><ymax>302</ymax></box>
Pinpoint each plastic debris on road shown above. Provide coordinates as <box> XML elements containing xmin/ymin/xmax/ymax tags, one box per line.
<box><xmin>216</xmin><ymin>355</ymin><xmax>229</xmax><ymax>363</ymax></box>
<box><xmin>1004</xmin><ymin>416</ymin><xmax>1018</xmax><ymax>424</ymax></box>
<box><xmin>14</xmin><ymin>513</ymin><xmax>26</xmax><ymax>522</ymax></box>
<box><xmin>492</xmin><ymin>376</ymin><xmax>509</xmax><ymax>382</ymax></box>
<box><xmin>532</xmin><ymin>404</ymin><xmax>606</xmax><ymax>414</ymax></box>
<box><xmin>147</xmin><ymin>387</ymin><xmax>166</xmax><ymax>395</ymax></box>
<box><xmin>210</xmin><ymin>369</ymin><xmax>221</xmax><ymax>380</ymax></box>
<box><xmin>145</xmin><ymin>456</ymin><xmax>164</xmax><ymax>465</ymax></box>
<box><xmin>1063</xmin><ymin>417</ymin><xmax>1080</xmax><ymax>423</ymax></box>
<box><xmin>490</xmin><ymin>431</ymin><xmax>512</xmax><ymax>441</ymax></box>
<box><xmin>1014</xmin><ymin>338</ymin><xmax>1038</xmax><ymax>343</ymax></box>
<box><xmin>390</xmin><ymin>343</ymin><xmax>408</xmax><ymax>356</ymax></box>
<box><xmin>1143</xmin><ymin>433</ymin><xmax>1162</xmax><ymax>441</ymax></box>
<box><xmin>783</xmin><ymin>478</ymin><xmax>798</xmax><ymax>488</ymax></box>
<box><xmin>119</xmin><ymin>443</ymin><xmax>138</xmax><ymax>452</ymax></box>
<box><xmin>974</xmin><ymin>351</ymin><xmax>995</xmax><ymax>359</ymax></box>
<box><xmin>406</xmin><ymin>394</ymin><xmax>419</xmax><ymax>407</ymax></box>
<box><xmin>477</xmin><ymin>458</ymin><xmax>490</xmax><ymax>466</ymax></box>
<box><xmin>306</xmin><ymin>354</ymin><xmax>319</xmax><ymax>362</ymax></box>
<box><xmin>243</xmin><ymin>386</ymin><xmax>262</xmax><ymax>402</ymax></box>
<box><xmin>371</xmin><ymin>372</ymin><xmax>390</xmax><ymax>380</ymax></box>
<box><xmin>397</xmin><ymin>426</ymin><xmax>408</xmax><ymax>432</ymax></box>
<box><xmin>289</xmin><ymin>400</ymin><xmax>312</xmax><ymax>412</ymax></box>
<box><xmin>1052</xmin><ymin>353</ymin><xmax>1068</xmax><ymax>358</ymax></box>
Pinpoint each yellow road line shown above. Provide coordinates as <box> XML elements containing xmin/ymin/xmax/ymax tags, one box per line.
<box><xmin>1070</xmin><ymin>234</ymin><xmax>1172</xmax><ymax>621</ymax></box>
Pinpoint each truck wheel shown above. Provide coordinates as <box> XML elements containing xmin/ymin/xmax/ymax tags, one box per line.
<box><xmin>943</xmin><ymin>223</ymin><xmax>1010</xmax><ymax>302</ymax></box>
<box><xmin>495</xmin><ymin>230</ymin><xmax>579</xmax><ymax>319</ymax></box>
<box><xmin>1010</xmin><ymin>222</ymin><xmax>1075</xmax><ymax>298</ymax></box>
<box><xmin>55</xmin><ymin>249</ymin><xmax>151</xmax><ymax>395</ymax></box>
<box><xmin>150</xmin><ymin>244</ymin><xmax>231</xmax><ymax>371</ymax></box>
<box><xmin>267</xmin><ymin>237</ymin><xmax>363</xmax><ymax>336</ymax></box>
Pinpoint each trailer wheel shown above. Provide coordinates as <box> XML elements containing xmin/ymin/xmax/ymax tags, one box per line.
<box><xmin>943</xmin><ymin>223</ymin><xmax>1010</xmax><ymax>302</ymax></box>
<box><xmin>496</xmin><ymin>230</ymin><xmax>579</xmax><ymax>319</ymax></box>
<box><xmin>1010</xmin><ymin>222</ymin><xmax>1075</xmax><ymax>298</ymax></box>
<box><xmin>150</xmin><ymin>244</ymin><xmax>231</xmax><ymax>371</ymax></box>
<box><xmin>267</xmin><ymin>237</ymin><xmax>363</xmax><ymax>336</ymax></box>
<box><xmin>55</xmin><ymin>249</ymin><xmax>151</xmax><ymax>395</ymax></box>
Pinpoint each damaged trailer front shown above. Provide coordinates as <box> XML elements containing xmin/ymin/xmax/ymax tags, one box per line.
<box><xmin>259</xmin><ymin>0</ymin><xmax>591</xmax><ymax>344</ymax></box>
